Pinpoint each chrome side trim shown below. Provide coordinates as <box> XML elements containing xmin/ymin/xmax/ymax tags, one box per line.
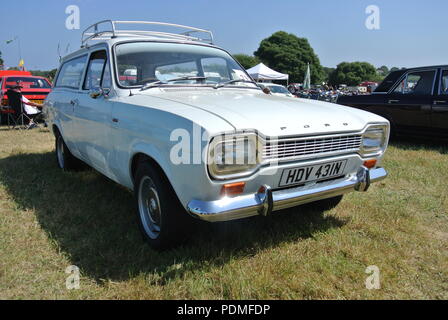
<box><xmin>187</xmin><ymin>167</ymin><xmax>388</xmax><ymax>222</ymax></box>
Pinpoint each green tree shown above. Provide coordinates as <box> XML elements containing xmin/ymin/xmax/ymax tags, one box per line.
<box><xmin>233</xmin><ymin>54</ymin><xmax>259</xmax><ymax>69</ymax></box>
<box><xmin>322</xmin><ymin>67</ymin><xmax>335</xmax><ymax>83</ymax></box>
<box><xmin>328</xmin><ymin>62</ymin><xmax>382</xmax><ymax>86</ymax></box>
<box><xmin>30</xmin><ymin>69</ymin><xmax>58</xmax><ymax>80</ymax></box>
<box><xmin>0</xmin><ymin>51</ymin><xmax>4</xmax><ymax>70</ymax></box>
<box><xmin>377</xmin><ymin>65</ymin><xmax>389</xmax><ymax>76</ymax></box>
<box><xmin>390</xmin><ymin>67</ymin><xmax>400</xmax><ymax>73</ymax></box>
<box><xmin>254</xmin><ymin>31</ymin><xmax>325</xmax><ymax>84</ymax></box>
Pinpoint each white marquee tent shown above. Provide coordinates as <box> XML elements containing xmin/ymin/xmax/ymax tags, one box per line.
<box><xmin>246</xmin><ymin>63</ymin><xmax>289</xmax><ymax>82</ymax></box>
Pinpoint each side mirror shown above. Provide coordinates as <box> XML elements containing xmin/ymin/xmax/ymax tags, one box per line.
<box><xmin>89</xmin><ymin>87</ymin><xmax>111</xmax><ymax>99</ymax></box>
<box><xmin>89</xmin><ymin>87</ymin><xmax>103</xmax><ymax>99</ymax></box>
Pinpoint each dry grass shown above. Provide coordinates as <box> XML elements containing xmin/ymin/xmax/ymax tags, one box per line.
<box><xmin>0</xmin><ymin>127</ymin><xmax>447</xmax><ymax>299</ymax></box>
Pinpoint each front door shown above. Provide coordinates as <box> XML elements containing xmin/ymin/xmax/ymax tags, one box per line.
<box><xmin>73</xmin><ymin>49</ymin><xmax>114</xmax><ymax>175</ymax></box>
<box><xmin>386</xmin><ymin>69</ymin><xmax>436</xmax><ymax>134</ymax></box>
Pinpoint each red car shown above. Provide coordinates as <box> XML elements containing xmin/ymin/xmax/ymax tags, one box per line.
<box><xmin>0</xmin><ymin>71</ymin><xmax>52</xmax><ymax>107</ymax></box>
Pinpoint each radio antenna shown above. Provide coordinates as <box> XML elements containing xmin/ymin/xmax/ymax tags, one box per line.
<box><xmin>57</xmin><ymin>43</ymin><xmax>62</xmax><ymax>62</ymax></box>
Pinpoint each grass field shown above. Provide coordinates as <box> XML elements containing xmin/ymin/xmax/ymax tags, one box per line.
<box><xmin>0</xmin><ymin>127</ymin><xmax>447</xmax><ymax>299</ymax></box>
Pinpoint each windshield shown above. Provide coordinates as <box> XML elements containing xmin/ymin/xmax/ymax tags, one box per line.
<box><xmin>115</xmin><ymin>42</ymin><xmax>256</xmax><ymax>88</ymax></box>
<box><xmin>268</xmin><ymin>85</ymin><xmax>290</xmax><ymax>94</ymax></box>
<box><xmin>5</xmin><ymin>77</ymin><xmax>51</xmax><ymax>89</ymax></box>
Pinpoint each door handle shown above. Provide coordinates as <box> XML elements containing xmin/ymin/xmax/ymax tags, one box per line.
<box><xmin>388</xmin><ymin>99</ymin><xmax>400</xmax><ymax>104</ymax></box>
<box><xmin>112</xmin><ymin>118</ymin><xmax>119</xmax><ymax>123</ymax></box>
<box><xmin>433</xmin><ymin>100</ymin><xmax>447</xmax><ymax>105</ymax></box>
<box><xmin>70</xmin><ymin>99</ymin><xmax>78</xmax><ymax>106</ymax></box>
<box><xmin>421</xmin><ymin>105</ymin><xmax>431</xmax><ymax>113</ymax></box>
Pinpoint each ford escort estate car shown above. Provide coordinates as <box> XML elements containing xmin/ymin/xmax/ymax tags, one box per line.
<box><xmin>45</xmin><ymin>21</ymin><xmax>390</xmax><ymax>250</ymax></box>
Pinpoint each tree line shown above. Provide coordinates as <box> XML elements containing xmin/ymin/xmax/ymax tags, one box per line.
<box><xmin>234</xmin><ymin>31</ymin><xmax>403</xmax><ymax>87</ymax></box>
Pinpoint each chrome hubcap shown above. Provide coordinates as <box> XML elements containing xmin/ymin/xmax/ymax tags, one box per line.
<box><xmin>138</xmin><ymin>176</ymin><xmax>161</xmax><ymax>240</ymax></box>
<box><xmin>57</xmin><ymin>137</ymin><xmax>65</xmax><ymax>168</ymax></box>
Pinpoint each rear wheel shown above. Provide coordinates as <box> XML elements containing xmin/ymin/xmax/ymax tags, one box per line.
<box><xmin>55</xmin><ymin>132</ymin><xmax>84</xmax><ymax>171</ymax></box>
<box><xmin>134</xmin><ymin>161</ymin><xmax>187</xmax><ymax>250</ymax></box>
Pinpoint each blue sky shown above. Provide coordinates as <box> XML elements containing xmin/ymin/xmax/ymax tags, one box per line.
<box><xmin>0</xmin><ymin>0</ymin><xmax>446</xmax><ymax>70</ymax></box>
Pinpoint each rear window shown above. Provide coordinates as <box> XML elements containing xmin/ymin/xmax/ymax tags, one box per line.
<box><xmin>55</xmin><ymin>55</ymin><xmax>87</xmax><ymax>89</ymax></box>
<box><xmin>5</xmin><ymin>76</ymin><xmax>51</xmax><ymax>89</ymax></box>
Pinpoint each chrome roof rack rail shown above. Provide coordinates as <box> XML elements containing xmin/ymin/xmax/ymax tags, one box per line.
<box><xmin>81</xmin><ymin>20</ymin><xmax>214</xmax><ymax>47</ymax></box>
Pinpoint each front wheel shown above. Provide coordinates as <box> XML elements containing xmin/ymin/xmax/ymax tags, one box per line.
<box><xmin>134</xmin><ymin>161</ymin><xmax>187</xmax><ymax>250</ymax></box>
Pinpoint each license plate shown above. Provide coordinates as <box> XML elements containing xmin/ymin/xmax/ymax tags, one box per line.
<box><xmin>279</xmin><ymin>160</ymin><xmax>348</xmax><ymax>187</ymax></box>
<box><xmin>30</xmin><ymin>100</ymin><xmax>44</xmax><ymax>104</ymax></box>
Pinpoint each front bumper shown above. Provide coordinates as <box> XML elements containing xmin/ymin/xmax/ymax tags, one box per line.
<box><xmin>187</xmin><ymin>167</ymin><xmax>387</xmax><ymax>222</ymax></box>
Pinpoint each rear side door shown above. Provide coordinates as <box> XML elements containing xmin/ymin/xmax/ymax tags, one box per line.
<box><xmin>385</xmin><ymin>69</ymin><xmax>436</xmax><ymax>134</ymax></box>
<box><xmin>50</xmin><ymin>55</ymin><xmax>88</xmax><ymax>158</ymax></box>
<box><xmin>431</xmin><ymin>69</ymin><xmax>448</xmax><ymax>137</ymax></box>
<box><xmin>73</xmin><ymin>49</ymin><xmax>115</xmax><ymax>175</ymax></box>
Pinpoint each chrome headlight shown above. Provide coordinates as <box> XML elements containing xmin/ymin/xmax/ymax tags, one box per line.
<box><xmin>208</xmin><ymin>132</ymin><xmax>261</xmax><ymax>180</ymax></box>
<box><xmin>360</xmin><ymin>124</ymin><xmax>389</xmax><ymax>157</ymax></box>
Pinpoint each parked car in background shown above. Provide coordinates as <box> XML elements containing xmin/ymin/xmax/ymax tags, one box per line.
<box><xmin>1</xmin><ymin>71</ymin><xmax>52</xmax><ymax>107</ymax></box>
<box><xmin>338</xmin><ymin>65</ymin><xmax>448</xmax><ymax>138</ymax></box>
<box><xmin>46</xmin><ymin>20</ymin><xmax>390</xmax><ymax>250</ymax></box>
<box><xmin>258</xmin><ymin>83</ymin><xmax>295</xmax><ymax>97</ymax></box>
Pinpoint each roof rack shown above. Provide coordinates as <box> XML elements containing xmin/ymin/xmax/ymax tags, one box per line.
<box><xmin>81</xmin><ymin>20</ymin><xmax>214</xmax><ymax>47</ymax></box>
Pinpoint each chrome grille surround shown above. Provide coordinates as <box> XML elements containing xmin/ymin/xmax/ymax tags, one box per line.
<box><xmin>263</xmin><ymin>134</ymin><xmax>363</xmax><ymax>162</ymax></box>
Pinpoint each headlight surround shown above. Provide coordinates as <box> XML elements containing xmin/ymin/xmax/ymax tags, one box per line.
<box><xmin>208</xmin><ymin>132</ymin><xmax>262</xmax><ymax>180</ymax></box>
<box><xmin>360</xmin><ymin>124</ymin><xmax>389</xmax><ymax>157</ymax></box>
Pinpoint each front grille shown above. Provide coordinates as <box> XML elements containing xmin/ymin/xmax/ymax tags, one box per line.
<box><xmin>263</xmin><ymin>134</ymin><xmax>362</xmax><ymax>161</ymax></box>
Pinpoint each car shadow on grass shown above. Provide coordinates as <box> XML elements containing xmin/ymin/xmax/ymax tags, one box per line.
<box><xmin>0</xmin><ymin>152</ymin><xmax>348</xmax><ymax>284</ymax></box>
<box><xmin>390</xmin><ymin>136</ymin><xmax>448</xmax><ymax>154</ymax></box>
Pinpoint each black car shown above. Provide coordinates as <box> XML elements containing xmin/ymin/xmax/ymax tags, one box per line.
<box><xmin>337</xmin><ymin>66</ymin><xmax>448</xmax><ymax>138</ymax></box>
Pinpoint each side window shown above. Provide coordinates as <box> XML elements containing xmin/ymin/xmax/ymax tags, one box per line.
<box><xmin>55</xmin><ymin>55</ymin><xmax>87</xmax><ymax>89</ymax></box>
<box><xmin>393</xmin><ymin>70</ymin><xmax>436</xmax><ymax>95</ymax></box>
<box><xmin>440</xmin><ymin>70</ymin><xmax>448</xmax><ymax>95</ymax></box>
<box><xmin>83</xmin><ymin>51</ymin><xmax>107</xmax><ymax>90</ymax></box>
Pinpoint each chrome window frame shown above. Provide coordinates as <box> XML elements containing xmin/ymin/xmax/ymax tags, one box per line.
<box><xmin>81</xmin><ymin>46</ymin><xmax>111</xmax><ymax>92</ymax></box>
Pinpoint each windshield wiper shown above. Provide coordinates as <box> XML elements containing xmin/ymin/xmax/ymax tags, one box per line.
<box><xmin>140</xmin><ymin>76</ymin><xmax>207</xmax><ymax>91</ymax></box>
<box><xmin>213</xmin><ymin>79</ymin><xmax>257</xmax><ymax>89</ymax></box>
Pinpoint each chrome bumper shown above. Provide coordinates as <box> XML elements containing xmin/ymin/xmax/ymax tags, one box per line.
<box><xmin>187</xmin><ymin>167</ymin><xmax>387</xmax><ymax>222</ymax></box>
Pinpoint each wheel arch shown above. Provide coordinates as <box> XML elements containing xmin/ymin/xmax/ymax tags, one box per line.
<box><xmin>130</xmin><ymin>152</ymin><xmax>169</xmax><ymax>186</ymax></box>
<box><xmin>52</xmin><ymin>123</ymin><xmax>61</xmax><ymax>137</ymax></box>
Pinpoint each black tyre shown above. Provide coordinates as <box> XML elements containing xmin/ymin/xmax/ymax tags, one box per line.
<box><xmin>134</xmin><ymin>161</ymin><xmax>187</xmax><ymax>250</ymax></box>
<box><xmin>311</xmin><ymin>195</ymin><xmax>344</xmax><ymax>211</ymax></box>
<box><xmin>55</xmin><ymin>132</ymin><xmax>84</xmax><ymax>171</ymax></box>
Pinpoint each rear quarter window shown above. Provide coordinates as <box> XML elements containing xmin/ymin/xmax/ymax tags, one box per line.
<box><xmin>55</xmin><ymin>55</ymin><xmax>87</xmax><ymax>89</ymax></box>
